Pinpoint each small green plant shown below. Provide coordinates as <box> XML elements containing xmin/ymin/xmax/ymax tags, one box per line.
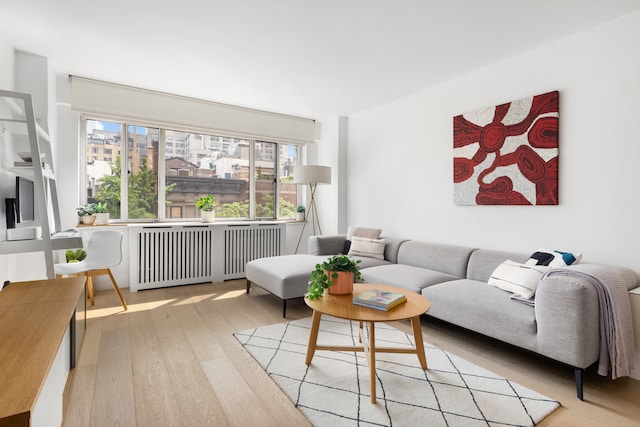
<box><xmin>66</xmin><ymin>248</ymin><xmax>87</xmax><ymax>263</ymax></box>
<box><xmin>76</xmin><ymin>203</ymin><xmax>96</xmax><ymax>217</ymax></box>
<box><xmin>295</xmin><ymin>205</ymin><xmax>306</xmax><ymax>213</ymax></box>
<box><xmin>306</xmin><ymin>254</ymin><xmax>363</xmax><ymax>300</ymax></box>
<box><xmin>93</xmin><ymin>202</ymin><xmax>108</xmax><ymax>213</ymax></box>
<box><xmin>196</xmin><ymin>194</ymin><xmax>216</xmax><ymax>211</ymax></box>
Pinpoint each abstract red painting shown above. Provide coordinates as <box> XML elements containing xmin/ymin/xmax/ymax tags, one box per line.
<box><xmin>453</xmin><ymin>91</ymin><xmax>559</xmax><ymax>205</ymax></box>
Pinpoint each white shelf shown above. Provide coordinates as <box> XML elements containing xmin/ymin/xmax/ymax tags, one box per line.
<box><xmin>9</xmin><ymin>165</ymin><xmax>55</xmax><ymax>179</ymax></box>
<box><xmin>0</xmin><ymin>89</ymin><xmax>63</xmax><ymax>278</ymax></box>
<box><xmin>0</xmin><ymin>236</ymin><xmax>83</xmax><ymax>255</ymax></box>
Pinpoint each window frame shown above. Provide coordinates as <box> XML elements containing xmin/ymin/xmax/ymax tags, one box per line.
<box><xmin>80</xmin><ymin>115</ymin><xmax>302</xmax><ymax>222</ymax></box>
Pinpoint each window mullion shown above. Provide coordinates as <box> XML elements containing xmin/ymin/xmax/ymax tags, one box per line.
<box><xmin>249</xmin><ymin>139</ymin><xmax>256</xmax><ymax>219</ymax></box>
<box><xmin>120</xmin><ymin>123</ymin><xmax>128</xmax><ymax>220</ymax></box>
<box><xmin>157</xmin><ymin>128</ymin><xmax>166</xmax><ymax>220</ymax></box>
<box><xmin>274</xmin><ymin>143</ymin><xmax>280</xmax><ymax>219</ymax></box>
<box><xmin>79</xmin><ymin>115</ymin><xmax>88</xmax><ymax>205</ymax></box>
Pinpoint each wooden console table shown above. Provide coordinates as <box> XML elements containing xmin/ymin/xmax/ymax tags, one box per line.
<box><xmin>0</xmin><ymin>277</ymin><xmax>85</xmax><ymax>427</ymax></box>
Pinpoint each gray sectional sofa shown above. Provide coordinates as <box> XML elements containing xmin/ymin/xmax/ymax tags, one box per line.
<box><xmin>245</xmin><ymin>233</ymin><xmax>638</xmax><ymax>400</ymax></box>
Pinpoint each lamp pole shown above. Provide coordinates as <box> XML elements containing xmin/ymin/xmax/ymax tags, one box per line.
<box><xmin>295</xmin><ymin>182</ymin><xmax>322</xmax><ymax>253</ymax></box>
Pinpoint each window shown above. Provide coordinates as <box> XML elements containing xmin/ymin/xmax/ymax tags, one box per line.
<box><xmin>86</xmin><ymin>119</ymin><xmax>122</xmax><ymax>219</ymax></box>
<box><xmin>127</xmin><ymin>125</ymin><xmax>159</xmax><ymax>219</ymax></box>
<box><xmin>84</xmin><ymin>118</ymin><xmax>301</xmax><ymax>221</ymax></box>
<box><xmin>278</xmin><ymin>144</ymin><xmax>299</xmax><ymax>217</ymax></box>
<box><xmin>255</xmin><ymin>141</ymin><xmax>275</xmax><ymax>218</ymax></box>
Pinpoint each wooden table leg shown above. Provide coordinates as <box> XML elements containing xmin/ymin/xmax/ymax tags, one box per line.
<box><xmin>305</xmin><ymin>310</ymin><xmax>322</xmax><ymax>365</ymax></box>
<box><xmin>368</xmin><ymin>321</ymin><xmax>377</xmax><ymax>403</ymax></box>
<box><xmin>411</xmin><ymin>316</ymin><xmax>428</xmax><ymax>370</ymax></box>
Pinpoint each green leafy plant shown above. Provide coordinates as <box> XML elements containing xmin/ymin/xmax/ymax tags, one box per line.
<box><xmin>66</xmin><ymin>248</ymin><xmax>87</xmax><ymax>263</ymax></box>
<box><xmin>93</xmin><ymin>202</ymin><xmax>108</xmax><ymax>213</ymax></box>
<box><xmin>76</xmin><ymin>203</ymin><xmax>96</xmax><ymax>217</ymax></box>
<box><xmin>196</xmin><ymin>194</ymin><xmax>216</xmax><ymax>211</ymax></box>
<box><xmin>306</xmin><ymin>254</ymin><xmax>363</xmax><ymax>300</ymax></box>
<box><xmin>295</xmin><ymin>205</ymin><xmax>306</xmax><ymax>213</ymax></box>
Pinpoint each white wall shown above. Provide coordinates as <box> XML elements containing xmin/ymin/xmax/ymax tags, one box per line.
<box><xmin>14</xmin><ymin>51</ymin><xmax>50</xmax><ymax>129</ymax></box>
<box><xmin>55</xmin><ymin>75</ymin><xmax>81</xmax><ymax>231</ymax></box>
<box><xmin>313</xmin><ymin>116</ymin><xmax>345</xmax><ymax>236</ymax></box>
<box><xmin>347</xmin><ymin>10</ymin><xmax>640</xmax><ymax>277</ymax></box>
<box><xmin>0</xmin><ymin>37</ymin><xmax>14</xmax><ymax>89</ymax></box>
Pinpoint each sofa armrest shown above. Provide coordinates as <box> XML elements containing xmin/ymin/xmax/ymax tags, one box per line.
<box><xmin>534</xmin><ymin>275</ymin><xmax>600</xmax><ymax>368</ymax></box>
<box><xmin>308</xmin><ymin>234</ymin><xmax>347</xmax><ymax>256</ymax></box>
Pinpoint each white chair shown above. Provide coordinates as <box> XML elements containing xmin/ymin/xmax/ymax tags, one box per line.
<box><xmin>55</xmin><ymin>230</ymin><xmax>127</xmax><ymax>311</ymax></box>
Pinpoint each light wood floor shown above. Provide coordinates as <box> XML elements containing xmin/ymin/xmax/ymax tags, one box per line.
<box><xmin>63</xmin><ymin>280</ymin><xmax>640</xmax><ymax>427</ymax></box>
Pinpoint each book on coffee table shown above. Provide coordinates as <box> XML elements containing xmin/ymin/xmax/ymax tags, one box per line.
<box><xmin>352</xmin><ymin>289</ymin><xmax>407</xmax><ymax>311</ymax></box>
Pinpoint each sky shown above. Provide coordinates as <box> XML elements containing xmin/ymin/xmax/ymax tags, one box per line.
<box><xmin>86</xmin><ymin>119</ymin><xmax>147</xmax><ymax>135</ymax></box>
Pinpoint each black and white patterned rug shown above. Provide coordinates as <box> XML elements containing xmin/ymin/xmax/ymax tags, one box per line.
<box><xmin>234</xmin><ymin>316</ymin><xmax>560</xmax><ymax>427</ymax></box>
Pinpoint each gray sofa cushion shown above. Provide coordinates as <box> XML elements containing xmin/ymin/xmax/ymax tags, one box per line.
<box><xmin>361</xmin><ymin>264</ymin><xmax>459</xmax><ymax>293</ymax></box>
<box><xmin>466</xmin><ymin>249</ymin><xmax>529</xmax><ymax>282</ymax></box>
<box><xmin>397</xmin><ymin>241</ymin><xmax>476</xmax><ymax>278</ymax></box>
<box><xmin>422</xmin><ymin>279</ymin><xmax>537</xmax><ymax>352</ymax></box>
<box><xmin>351</xmin><ymin>256</ymin><xmax>393</xmax><ymax>270</ymax></box>
<box><xmin>308</xmin><ymin>234</ymin><xmax>347</xmax><ymax>256</ymax></box>
<box><xmin>379</xmin><ymin>236</ymin><xmax>409</xmax><ymax>264</ymax></box>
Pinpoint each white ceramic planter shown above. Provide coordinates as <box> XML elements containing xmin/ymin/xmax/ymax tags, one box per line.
<box><xmin>81</xmin><ymin>215</ymin><xmax>96</xmax><ymax>225</ymax></box>
<box><xmin>201</xmin><ymin>210</ymin><xmax>216</xmax><ymax>223</ymax></box>
<box><xmin>95</xmin><ymin>213</ymin><xmax>110</xmax><ymax>224</ymax></box>
<box><xmin>296</xmin><ymin>212</ymin><xmax>305</xmax><ymax>221</ymax></box>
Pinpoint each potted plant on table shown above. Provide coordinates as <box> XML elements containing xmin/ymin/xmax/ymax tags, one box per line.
<box><xmin>295</xmin><ymin>205</ymin><xmax>306</xmax><ymax>221</ymax></box>
<box><xmin>306</xmin><ymin>254</ymin><xmax>363</xmax><ymax>300</ymax></box>
<box><xmin>93</xmin><ymin>202</ymin><xmax>109</xmax><ymax>224</ymax></box>
<box><xmin>196</xmin><ymin>194</ymin><xmax>216</xmax><ymax>223</ymax></box>
<box><xmin>77</xmin><ymin>203</ymin><xmax>96</xmax><ymax>225</ymax></box>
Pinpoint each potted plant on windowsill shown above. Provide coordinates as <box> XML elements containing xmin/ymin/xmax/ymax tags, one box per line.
<box><xmin>77</xmin><ymin>203</ymin><xmax>96</xmax><ymax>225</ymax></box>
<box><xmin>306</xmin><ymin>254</ymin><xmax>363</xmax><ymax>300</ymax></box>
<box><xmin>196</xmin><ymin>194</ymin><xmax>216</xmax><ymax>223</ymax></box>
<box><xmin>93</xmin><ymin>202</ymin><xmax>109</xmax><ymax>224</ymax></box>
<box><xmin>295</xmin><ymin>205</ymin><xmax>306</xmax><ymax>221</ymax></box>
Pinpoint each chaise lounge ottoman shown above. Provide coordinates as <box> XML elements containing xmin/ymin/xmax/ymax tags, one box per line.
<box><xmin>245</xmin><ymin>254</ymin><xmax>324</xmax><ymax>317</ymax></box>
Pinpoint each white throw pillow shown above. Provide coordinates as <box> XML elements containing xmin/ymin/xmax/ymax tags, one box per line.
<box><xmin>348</xmin><ymin>236</ymin><xmax>386</xmax><ymax>260</ymax></box>
<box><xmin>488</xmin><ymin>260</ymin><xmax>550</xmax><ymax>299</ymax></box>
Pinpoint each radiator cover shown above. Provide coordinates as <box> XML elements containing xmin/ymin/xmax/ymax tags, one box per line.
<box><xmin>129</xmin><ymin>223</ymin><xmax>284</xmax><ymax>291</ymax></box>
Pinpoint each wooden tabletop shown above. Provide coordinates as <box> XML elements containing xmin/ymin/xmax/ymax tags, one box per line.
<box><xmin>304</xmin><ymin>283</ymin><xmax>430</xmax><ymax>322</ymax></box>
<box><xmin>0</xmin><ymin>277</ymin><xmax>85</xmax><ymax>425</ymax></box>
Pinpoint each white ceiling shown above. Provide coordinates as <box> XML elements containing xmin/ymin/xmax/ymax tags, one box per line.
<box><xmin>1</xmin><ymin>0</ymin><xmax>639</xmax><ymax>118</ymax></box>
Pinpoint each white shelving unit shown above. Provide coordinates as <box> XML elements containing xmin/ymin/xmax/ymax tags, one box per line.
<box><xmin>0</xmin><ymin>89</ymin><xmax>82</xmax><ymax>278</ymax></box>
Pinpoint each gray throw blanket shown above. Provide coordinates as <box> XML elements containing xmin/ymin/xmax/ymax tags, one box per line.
<box><xmin>543</xmin><ymin>264</ymin><xmax>635</xmax><ymax>379</ymax></box>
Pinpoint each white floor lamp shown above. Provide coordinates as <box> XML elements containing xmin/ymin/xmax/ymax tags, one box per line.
<box><xmin>294</xmin><ymin>165</ymin><xmax>331</xmax><ymax>253</ymax></box>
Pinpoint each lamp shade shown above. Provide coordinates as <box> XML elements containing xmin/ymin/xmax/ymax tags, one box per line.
<box><xmin>293</xmin><ymin>165</ymin><xmax>331</xmax><ymax>185</ymax></box>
